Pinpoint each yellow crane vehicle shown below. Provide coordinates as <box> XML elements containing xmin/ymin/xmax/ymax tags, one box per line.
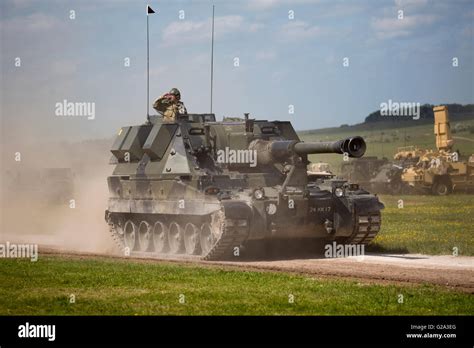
<box><xmin>400</xmin><ymin>106</ymin><xmax>474</xmax><ymax>195</ymax></box>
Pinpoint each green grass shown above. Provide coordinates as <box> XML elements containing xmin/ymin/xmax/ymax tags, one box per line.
<box><xmin>371</xmin><ymin>195</ymin><xmax>474</xmax><ymax>256</ymax></box>
<box><xmin>299</xmin><ymin>119</ymin><xmax>474</xmax><ymax>174</ymax></box>
<box><xmin>0</xmin><ymin>255</ymin><xmax>472</xmax><ymax>316</ymax></box>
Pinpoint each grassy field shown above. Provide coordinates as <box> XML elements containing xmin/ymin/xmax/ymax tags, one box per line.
<box><xmin>0</xmin><ymin>255</ymin><xmax>472</xmax><ymax>316</ymax></box>
<box><xmin>299</xmin><ymin>118</ymin><xmax>474</xmax><ymax>174</ymax></box>
<box><xmin>371</xmin><ymin>195</ymin><xmax>474</xmax><ymax>255</ymax></box>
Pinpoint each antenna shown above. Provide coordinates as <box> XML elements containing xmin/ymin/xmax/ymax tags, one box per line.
<box><xmin>210</xmin><ymin>5</ymin><xmax>215</xmax><ymax>114</ymax></box>
<box><xmin>146</xmin><ymin>5</ymin><xmax>155</xmax><ymax>123</ymax></box>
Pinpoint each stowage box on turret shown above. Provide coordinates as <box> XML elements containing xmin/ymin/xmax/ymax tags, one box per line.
<box><xmin>105</xmin><ymin>113</ymin><xmax>384</xmax><ymax>260</ymax></box>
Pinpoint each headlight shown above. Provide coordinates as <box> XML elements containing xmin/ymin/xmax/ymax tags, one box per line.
<box><xmin>253</xmin><ymin>188</ymin><xmax>265</xmax><ymax>200</ymax></box>
<box><xmin>334</xmin><ymin>187</ymin><xmax>344</xmax><ymax>197</ymax></box>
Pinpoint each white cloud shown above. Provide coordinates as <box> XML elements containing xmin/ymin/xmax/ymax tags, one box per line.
<box><xmin>279</xmin><ymin>20</ymin><xmax>322</xmax><ymax>41</ymax></box>
<box><xmin>162</xmin><ymin>16</ymin><xmax>263</xmax><ymax>46</ymax></box>
<box><xmin>371</xmin><ymin>14</ymin><xmax>439</xmax><ymax>39</ymax></box>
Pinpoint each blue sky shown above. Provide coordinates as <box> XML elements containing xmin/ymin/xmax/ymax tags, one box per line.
<box><xmin>1</xmin><ymin>0</ymin><xmax>473</xmax><ymax>143</ymax></box>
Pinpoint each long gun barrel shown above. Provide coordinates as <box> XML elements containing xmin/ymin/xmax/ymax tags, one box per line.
<box><xmin>250</xmin><ymin>136</ymin><xmax>366</xmax><ymax>165</ymax></box>
<box><xmin>293</xmin><ymin>136</ymin><xmax>366</xmax><ymax>157</ymax></box>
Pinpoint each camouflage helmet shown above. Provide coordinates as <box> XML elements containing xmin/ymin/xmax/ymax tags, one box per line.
<box><xmin>169</xmin><ymin>88</ymin><xmax>181</xmax><ymax>100</ymax></box>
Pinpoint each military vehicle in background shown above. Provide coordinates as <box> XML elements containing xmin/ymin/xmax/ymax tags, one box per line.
<box><xmin>307</xmin><ymin>162</ymin><xmax>334</xmax><ymax>182</ymax></box>
<box><xmin>393</xmin><ymin>146</ymin><xmax>424</xmax><ymax>162</ymax></box>
<box><xmin>401</xmin><ymin>106</ymin><xmax>474</xmax><ymax>195</ymax></box>
<box><xmin>339</xmin><ymin>157</ymin><xmax>409</xmax><ymax>194</ymax></box>
<box><xmin>105</xmin><ymin>113</ymin><xmax>384</xmax><ymax>260</ymax></box>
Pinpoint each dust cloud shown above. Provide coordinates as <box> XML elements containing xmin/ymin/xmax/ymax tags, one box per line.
<box><xmin>0</xmin><ymin>138</ymin><xmax>119</xmax><ymax>254</ymax></box>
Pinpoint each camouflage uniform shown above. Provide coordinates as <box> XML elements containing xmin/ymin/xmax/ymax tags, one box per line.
<box><xmin>153</xmin><ymin>89</ymin><xmax>187</xmax><ymax>122</ymax></box>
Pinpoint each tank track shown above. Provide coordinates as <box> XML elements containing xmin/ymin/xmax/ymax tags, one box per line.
<box><xmin>106</xmin><ymin>211</ymin><xmax>381</xmax><ymax>261</ymax></box>
<box><xmin>202</xmin><ymin>216</ymin><xmax>249</xmax><ymax>261</ymax></box>
<box><xmin>107</xmin><ymin>210</ymin><xmax>249</xmax><ymax>261</ymax></box>
<box><xmin>344</xmin><ymin>211</ymin><xmax>381</xmax><ymax>245</ymax></box>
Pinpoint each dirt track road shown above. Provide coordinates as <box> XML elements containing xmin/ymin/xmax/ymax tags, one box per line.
<box><xmin>217</xmin><ymin>254</ymin><xmax>474</xmax><ymax>293</ymax></box>
<box><xmin>34</xmin><ymin>246</ymin><xmax>474</xmax><ymax>293</ymax></box>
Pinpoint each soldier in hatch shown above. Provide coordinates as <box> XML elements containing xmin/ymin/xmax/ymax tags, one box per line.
<box><xmin>152</xmin><ymin>88</ymin><xmax>187</xmax><ymax>122</ymax></box>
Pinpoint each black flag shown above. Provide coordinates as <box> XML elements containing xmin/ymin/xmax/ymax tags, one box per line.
<box><xmin>147</xmin><ymin>5</ymin><xmax>155</xmax><ymax>14</ymax></box>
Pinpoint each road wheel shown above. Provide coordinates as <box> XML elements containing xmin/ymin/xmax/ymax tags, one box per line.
<box><xmin>167</xmin><ymin>222</ymin><xmax>184</xmax><ymax>254</ymax></box>
<box><xmin>123</xmin><ymin>220</ymin><xmax>137</xmax><ymax>251</ymax></box>
<box><xmin>200</xmin><ymin>223</ymin><xmax>215</xmax><ymax>256</ymax></box>
<box><xmin>389</xmin><ymin>180</ymin><xmax>402</xmax><ymax>195</ymax></box>
<box><xmin>153</xmin><ymin>221</ymin><xmax>168</xmax><ymax>254</ymax></box>
<box><xmin>432</xmin><ymin>181</ymin><xmax>451</xmax><ymax>196</ymax></box>
<box><xmin>184</xmin><ymin>223</ymin><xmax>201</xmax><ymax>255</ymax></box>
<box><xmin>138</xmin><ymin>221</ymin><xmax>153</xmax><ymax>252</ymax></box>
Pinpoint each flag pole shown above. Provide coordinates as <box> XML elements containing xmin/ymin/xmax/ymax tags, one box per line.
<box><xmin>147</xmin><ymin>8</ymin><xmax>150</xmax><ymax>122</ymax></box>
<box><xmin>210</xmin><ymin>5</ymin><xmax>215</xmax><ymax>114</ymax></box>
